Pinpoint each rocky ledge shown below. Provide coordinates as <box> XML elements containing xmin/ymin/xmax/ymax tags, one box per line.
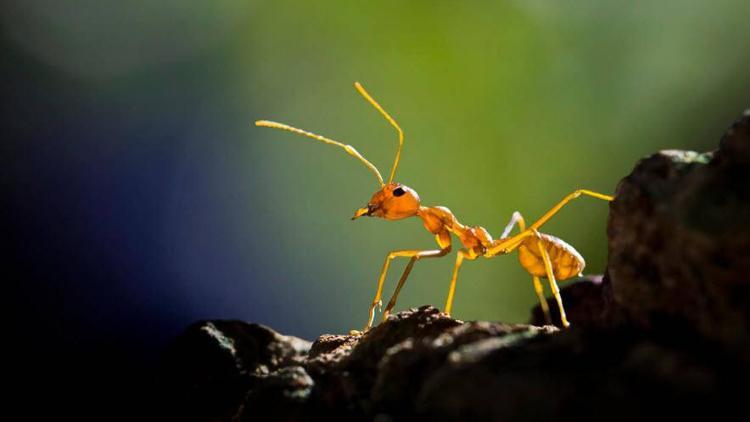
<box><xmin>158</xmin><ymin>111</ymin><xmax>750</xmax><ymax>421</ymax></box>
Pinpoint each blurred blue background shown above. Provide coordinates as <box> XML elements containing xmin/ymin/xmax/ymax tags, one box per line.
<box><xmin>3</xmin><ymin>0</ymin><xmax>749</xmax><ymax>415</ymax></box>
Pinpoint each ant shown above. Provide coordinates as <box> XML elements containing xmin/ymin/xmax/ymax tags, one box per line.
<box><xmin>255</xmin><ymin>82</ymin><xmax>613</xmax><ymax>332</ymax></box>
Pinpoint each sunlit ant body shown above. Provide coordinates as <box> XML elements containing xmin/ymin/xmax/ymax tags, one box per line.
<box><xmin>256</xmin><ymin>82</ymin><xmax>613</xmax><ymax>332</ymax></box>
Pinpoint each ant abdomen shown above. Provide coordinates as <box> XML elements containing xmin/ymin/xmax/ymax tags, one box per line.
<box><xmin>517</xmin><ymin>234</ymin><xmax>585</xmax><ymax>280</ymax></box>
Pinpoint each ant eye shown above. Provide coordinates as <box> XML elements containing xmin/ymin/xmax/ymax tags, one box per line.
<box><xmin>393</xmin><ymin>187</ymin><xmax>406</xmax><ymax>197</ymax></box>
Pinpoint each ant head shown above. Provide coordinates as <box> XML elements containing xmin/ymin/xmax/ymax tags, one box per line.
<box><xmin>257</xmin><ymin>82</ymin><xmax>417</xmax><ymax>222</ymax></box>
<box><xmin>352</xmin><ymin>183</ymin><xmax>420</xmax><ymax>221</ymax></box>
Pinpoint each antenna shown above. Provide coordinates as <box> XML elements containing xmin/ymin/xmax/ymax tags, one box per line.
<box><xmin>354</xmin><ymin>82</ymin><xmax>404</xmax><ymax>184</ymax></box>
<box><xmin>255</xmin><ymin>120</ymin><xmax>385</xmax><ymax>187</ymax></box>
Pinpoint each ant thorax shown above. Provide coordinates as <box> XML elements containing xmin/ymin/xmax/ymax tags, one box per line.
<box><xmin>417</xmin><ymin>205</ymin><xmax>493</xmax><ymax>255</ymax></box>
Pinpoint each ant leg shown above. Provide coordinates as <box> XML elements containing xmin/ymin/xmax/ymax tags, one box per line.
<box><xmin>532</xmin><ymin>276</ymin><xmax>552</xmax><ymax>325</ymax></box>
<box><xmin>501</xmin><ymin>211</ymin><xmax>527</xmax><ymax>238</ymax></box>
<box><xmin>485</xmin><ymin>230</ymin><xmax>535</xmax><ymax>257</ymax></box>
<box><xmin>529</xmin><ymin>189</ymin><xmax>613</xmax><ymax>231</ymax></box>
<box><xmin>535</xmin><ymin>231</ymin><xmax>570</xmax><ymax>328</ymax></box>
<box><xmin>381</xmin><ymin>248</ymin><xmax>451</xmax><ymax>320</ymax></box>
<box><xmin>445</xmin><ymin>251</ymin><xmax>465</xmax><ymax>316</ymax></box>
<box><xmin>487</xmin><ymin>190</ymin><xmax>611</xmax><ymax>258</ymax></box>
<box><xmin>381</xmin><ymin>257</ymin><xmax>416</xmax><ymax>321</ymax></box>
<box><xmin>364</xmin><ymin>247</ymin><xmax>450</xmax><ymax>331</ymax></box>
<box><xmin>364</xmin><ymin>254</ymin><xmax>394</xmax><ymax>331</ymax></box>
<box><xmin>445</xmin><ymin>250</ymin><xmax>475</xmax><ymax>316</ymax></box>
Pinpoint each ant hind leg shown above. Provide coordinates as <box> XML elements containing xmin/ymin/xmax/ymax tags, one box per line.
<box><xmin>501</xmin><ymin>211</ymin><xmax>527</xmax><ymax>238</ymax></box>
<box><xmin>534</xmin><ymin>231</ymin><xmax>570</xmax><ymax>328</ymax></box>
<box><xmin>530</xmin><ymin>189</ymin><xmax>613</xmax><ymax>231</ymax></box>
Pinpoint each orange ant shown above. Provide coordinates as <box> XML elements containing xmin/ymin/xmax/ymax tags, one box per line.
<box><xmin>255</xmin><ymin>82</ymin><xmax>613</xmax><ymax>332</ymax></box>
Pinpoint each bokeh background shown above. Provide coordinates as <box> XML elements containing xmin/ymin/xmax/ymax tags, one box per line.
<box><xmin>4</xmin><ymin>0</ymin><xmax>750</xmax><ymax>415</ymax></box>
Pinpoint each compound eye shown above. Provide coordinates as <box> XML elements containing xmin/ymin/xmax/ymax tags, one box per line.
<box><xmin>393</xmin><ymin>187</ymin><xmax>406</xmax><ymax>197</ymax></box>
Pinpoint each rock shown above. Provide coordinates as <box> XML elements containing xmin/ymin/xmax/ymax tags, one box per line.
<box><xmin>608</xmin><ymin>110</ymin><xmax>750</xmax><ymax>357</ymax></box>
<box><xmin>157</xmin><ymin>320</ymin><xmax>310</xmax><ymax>421</ymax></box>
<box><xmin>529</xmin><ymin>274</ymin><xmax>621</xmax><ymax>328</ymax></box>
<box><xmin>371</xmin><ymin>321</ymin><xmax>556</xmax><ymax>418</ymax></box>
<box><xmin>159</xmin><ymin>306</ymin><xmax>748</xmax><ymax>421</ymax></box>
<box><xmin>305</xmin><ymin>305</ymin><xmax>463</xmax><ymax>420</ymax></box>
<box><xmin>241</xmin><ymin>366</ymin><xmax>315</xmax><ymax>421</ymax></box>
<box><xmin>415</xmin><ymin>325</ymin><xmax>739</xmax><ymax>421</ymax></box>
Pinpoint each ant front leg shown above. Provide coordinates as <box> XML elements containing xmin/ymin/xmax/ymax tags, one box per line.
<box><xmin>362</xmin><ymin>246</ymin><xmax>450</xmax><ymax>332</ymax></box>
<box><xmin>381</xmin><ymin>257</ymin><xmax>416</xmax><ymax>321</ymax></box>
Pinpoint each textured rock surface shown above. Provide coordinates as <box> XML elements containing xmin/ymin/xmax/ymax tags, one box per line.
<box><xmin>608</xmin><ymin>110</ymin><xmax>750</xmax><ymax>357</ymax></box>
<box><xmin>529</xmin><ymin>274</ymin><xmax>619</xmax><ymax>328</ymax></box>
<box><xmin>159</xmin><ymin>111</ymin><xmax>750</xmax><ymax>421</ymax></box>
<box><xmin>158</xmin><ymin>306</ymin><xmax>747</xmax><ymax>421</ymax></box>
<box><xmin>158</xmin><ymin>321</ymin><xmax>311</xmax><ymax>420</ymax></box>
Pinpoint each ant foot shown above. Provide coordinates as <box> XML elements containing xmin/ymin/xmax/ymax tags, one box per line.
<box><xmin>381</xmin><ymin>309</ymin><xmax>391</xmax><ymax>321</ymax></box>
<box><xmin>349</xmin><ymin>325</ymin><xmax>373</xmax><ymax>336</ymax></box>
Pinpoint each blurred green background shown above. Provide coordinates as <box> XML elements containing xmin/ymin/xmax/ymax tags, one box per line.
<box><xmin>5</xmin><ymin>0</ymin><xmax>750</xmax><ymax>344</ymax></box>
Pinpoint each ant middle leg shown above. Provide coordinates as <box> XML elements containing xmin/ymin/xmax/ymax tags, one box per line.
<box><xmin>444</xmin><ymin>249</ymin><xmax>477</xmax><ymax>316</ymax></box>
